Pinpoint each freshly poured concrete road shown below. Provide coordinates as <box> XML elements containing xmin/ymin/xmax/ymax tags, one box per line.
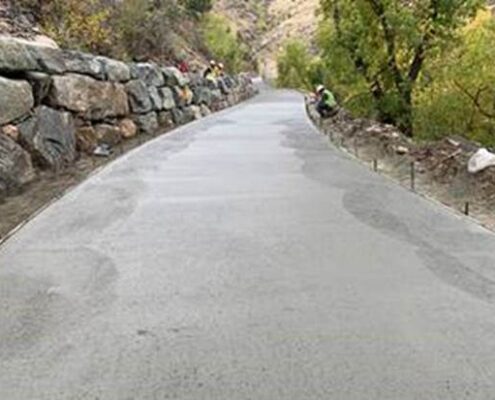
<box><xmin>3</xmin><ymin>91</ymin><xmax>495</xmax><ymax>399</ymax></box>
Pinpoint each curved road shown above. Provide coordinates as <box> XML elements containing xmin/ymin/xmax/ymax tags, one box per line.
<box><xmin>2</xmin><ymin>90</ymin><xmax>495</xmax><ymax>399</ymax></box>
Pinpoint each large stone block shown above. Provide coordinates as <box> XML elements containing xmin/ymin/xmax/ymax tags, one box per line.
<box><xmin>0</xmin><ymin>36</ymin><xmax>39</xmax><ymax>72</ymax></box>
<box><xmin>133</xmin><ymin>112</ymin><xmax>159</xmax><ymax>135</ymax></box>
<box><xmin>94</xmin><ymin>124</ymin><xmax>122</xmax><ymax>146</ymax></box>
<box><xmin>157</xmin><ymin>111</ymin><xmax>174</xmax><ymax>130</ymax></box>
<box><xmin>126</xmin><ymin>80</ymin><xmax>153</xmax><ymax>114</ymax></box>
<box><xmin>63</xmin><ymin>50</ymin><xmax>105</xmax><ymax>80</ymax></box>
<box><xmin>76</xmin><ymin>126</ymin><xmax>98</xmax><ymax>154</ymax></box>
<box><xmin>192</xmin><ymin>86</ymin><xmax>212</xmax><ymax>106</ymax></box>
<box><xmin>0</xmin><ymin>36</ymin><xmax>66</xmax><ymax>74</ymax></box>
<box><xmin>49</xmin><ymin>74</ymin><xmax>129</xmax><ymax>120</ymax></box>
<box><xmin>97</xmin><ymin>56</ymin><xmax>131</xmax><ymax>82</ymax></box>
<box><xmin>162</xmin><ymin>67</ymin><xmax>189</xmax><ymax>87</ymax></box>
<box><xmin>131</xmin><ymin>63</ymin><xmax>165</xmax><ymax>87</ymax></box>
<box><xmin>0</xmin><ymin>77</ymin><xmax>34</xmax><ymax>125</ymax></box>
<box><xmin>159</xmin><ymin>87</ymin><xmax>176</xmax><ymax>110</ymax></box>
<box><xmin>18</xmin><ymin>106</ymin><xmax>76</xmax><ymax>169</ymax></box>
<box><xmin>148</xmin><ymin>86</ymin><xmax>163</xmax><ymax>111</ymax></box>
<box><xmin>0</xmin><ymin>133</ymin><xmax>35</xmax><ymax>193</ymax></box>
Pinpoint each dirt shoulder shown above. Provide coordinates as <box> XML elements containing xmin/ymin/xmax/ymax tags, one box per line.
<box><xmin>306</xmin><ymin>102</ymin><xmax>495</xmax><ymax>231</ymax></box>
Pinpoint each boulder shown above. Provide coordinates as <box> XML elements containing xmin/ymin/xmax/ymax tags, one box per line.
<box><xmin>23</xmin><ymin>71</ymin><xmax>52</xmax><ymax>105</ymax></box>
<box><xmin>149</xmin><ymin>86</ymin><xmax>163</xmax><ymax>111</ymax></box>
<box><xmin>133</xmin><ymin>112</ymin><xmax>159</xmax><ymax>135</ymax></box>
<box><xmin>182</xmin><ymin>107</ymin><xmax>197</xmax><ymax>123</ymax></box>
<box><xmin>63</xmin><ymin>50</ymin><xmax>105</xmax><ymax>80</ymax></box>
<box><xmin>192</xmin><ymin>86</ymin><xmax>212</xmax><ymax>106</ymax></box>
<box><xmin>162</xmin><ymin>67</ymin><xmax>189</xmax><ymax>87</ymax></box>
<box><xmin>0</xmin><ymin>36</ymin><xmax>39</xmax><ymax>72</ymax></box>
<box><xmin>18</xmin><ymin>106</ymin><xmax>76</xmax><ymax>169</ymax></box>
<box><xmin>97</xmin><ymin>56</ymin><xmax>131</xmax><ymax>82</ymax></box>
<box><xmin>190</xmin><ymin>105</ymin><xmax>202</xmax><ymax>120</ymax></box>
<box><xmin>94</xmin><ymin>124</ymin><xmax>122</xmax><ymax>146</ymax></box>
<box><xmin>171</xmin><ymin>108</ymin><xmax>186</xmax><ymax>126</ymax></box>
<box><xmin>28</xmin><ymin>44</ymin><xmax>66</xmax><ymax>74</ymax></box>
<box><xmin>200</xmin><ymin>104</ymin><xmax>212</xmax><ymax>117</ymax></box>
<box><xmin>159</xmin><ymin>87</ymin><xmax>176</xmax><ymax>110</ymax></box>
<box><xmin>0</xmin><ymin>36</ymin><xmax>65</xmax><ymax>73</ymax></box>
<box><xmin>126</xmin><ymin>80</ymin><xmax>152</xmax><ymax>114</ymax></box>
<box><xmin>49</xmin><ymin>74</ymin><xmax>129</xmax><ymax>121</ymax></box>
<box><xmin>0</xmin><ymin>134</ymin><xmax>35</xmax><ymax>192</ymax></box>
<box><xmin>119</xmin><ymin>119</ymin><xmax>137</xmax><ymax>139</ymax></box>
<box><xmin>0</xmin><ymin>77</ymin><xmax>34</xmax><ymax>125</ymax></box>
<box><xmin>157</xmin><ymin>111</ymin><xmax>174</xmax><ymax>130</ymax></box>
<box><xmin>131</xmin><ymin>63</ymin><xmax>165</xmax><ymax>87</ymax></box>
<box><xmin>76</xmin><ymin>126</ymin><xmax>98</xmax><ymax>154</ymax></box>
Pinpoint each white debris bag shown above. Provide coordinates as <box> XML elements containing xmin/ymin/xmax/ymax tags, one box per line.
<box><xmin>468</xmin><ymin>148</ymin><xmax>495</xmax><ymax>173</ymax></box>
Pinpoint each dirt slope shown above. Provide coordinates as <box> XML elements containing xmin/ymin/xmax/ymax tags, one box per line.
<box><xmin>214</xmin><ymin>0</ymin><xmax>320</xmax><ymax>79</ymax></box>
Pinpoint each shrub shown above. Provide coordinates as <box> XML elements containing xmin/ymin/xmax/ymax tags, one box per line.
<box><xmin>201</xmin><ymin>14</ymin><xmax>248</xmax><ymax>73</ymax></box>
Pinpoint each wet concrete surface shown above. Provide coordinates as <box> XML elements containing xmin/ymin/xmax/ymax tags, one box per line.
<box><xmin>2</xmin><ymin>90</ymin><xmax>495</xmax><ymax>398</ymax></box>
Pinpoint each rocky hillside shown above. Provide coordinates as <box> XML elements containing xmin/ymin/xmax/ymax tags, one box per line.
<box><xmin>214</xmin><ymin>0</ymin><xmax>319</xmax><ymax>79</ymax></box>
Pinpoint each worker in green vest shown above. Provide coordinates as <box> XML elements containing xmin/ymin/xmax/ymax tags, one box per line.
<box><xmin>316</xmin><ymin>84</ymin><xmax>338</xmax><ymax>118</ymax></box>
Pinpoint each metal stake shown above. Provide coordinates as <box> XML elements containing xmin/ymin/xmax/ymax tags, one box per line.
<box><xmin>410</xmin><ymin>161</ymin><xmax>416</xmax><ymax>191</ymax></box>
<box><xmin>464</xmin><ymin>202</ymin><xmax>470</xmax><ymax>216</ymax></box>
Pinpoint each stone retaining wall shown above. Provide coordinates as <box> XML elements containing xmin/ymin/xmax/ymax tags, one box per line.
<box><xmin>0</xmin><ymin>36</ymin><xmax>256</xmax><ymax>199</ymax></box>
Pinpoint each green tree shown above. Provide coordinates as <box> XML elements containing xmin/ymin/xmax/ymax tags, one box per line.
<box><xmin>319</xmin><ymin>0</ymin><xmax>483</xmax><ymax>136</ymax></box>
<box><xmin>415</xmin><ymin>9</ymin><xmax>495</xmax><ymax>145</ymax></box>
<box><xmin>276</xmin><ymin>40</ymin><xmax>313</xmax><ymax>89</ymax></box>
<box><xmin>202</xmin><ymin>14</ymin><xmax>248</xmax><ymax>73</ymax></box>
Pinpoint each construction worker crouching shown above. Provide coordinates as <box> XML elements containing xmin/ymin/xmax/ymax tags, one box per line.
<box><xmin>316</xmin><ymin>84</ymin><xmax>338</xmax><ymax>118</ymax></box>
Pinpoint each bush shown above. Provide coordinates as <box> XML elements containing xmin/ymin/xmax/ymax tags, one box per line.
<box><xmin>183</xmin><ymin>0</ymin><xmax>213</xmax><ymax>16</ymax></box>
<box><xmin>40</xmin><ymin>0</ymin><xmax>113</xmax><ymax>54</ymax></box>
<box><xmin>276</xmin><ymin>40</ymin><xmax>312</xmax><ymax>90</ymax></box>
<box><xmin>201</xmin><ymin>14</ymin><xmax>248</xmax><ymax>73</ymax></box>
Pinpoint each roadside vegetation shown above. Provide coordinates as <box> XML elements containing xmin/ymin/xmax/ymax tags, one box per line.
<box><xmin>277</xmin><ymin>1</ymin><xmax>495</xmax><ymax>146</ymax></box>
<box><xmin>13</xmin><ymin>0</ymin><xmax>249</xmax><ymax>71</ymax></box>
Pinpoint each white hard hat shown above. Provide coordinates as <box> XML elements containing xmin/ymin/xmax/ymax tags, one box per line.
<box><xmin>316</xmin><ymin>85</ymin><xmax>325</xmax><ymax>93</ymax></box>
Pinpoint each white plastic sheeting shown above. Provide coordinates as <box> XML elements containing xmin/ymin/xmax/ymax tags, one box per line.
<box><xmin>468</xmin><ymin>148</ymin><xmax>495</xmax><ymax>173</ymax></box>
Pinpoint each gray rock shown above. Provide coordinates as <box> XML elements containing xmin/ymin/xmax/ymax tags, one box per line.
<box><xmin>23</xmin><ymin>72</ymin><xmax>52</xmax><ymax>106</ymax></box>
<box><xmin>49</xmin><ymin>74</ymin><xmax>129</xmax><ymax>121</ymax></box>
<box><xmin>171</xmin><ymin>108</ymin><xmax>186</xmax><ymax>125</ymax></box>
<box><xmin>0</xmin><ymin>36</ymin><xmax>39</xmax><ymax>72</ymax></box>
<box><xmin>148</xmin><ymin>86</ymin><xmax>163</xmax><ymax>111</ymax></box>
<box><xmin>190</xmin><ymin>105</ymin><xmax>202</xmax><ymax>120</ymax></box>
<box><xmin>18</xmin><ymin>106</ymin><xmax>76</xmax><ymax>169</ymax></box>
<box><xmin>63</xmin><ymin>50</ymin><xmax>105</xmax><ymax>80</ymax></box>
<box><xmin>133</xmin><ymin>112</ymin><xmax>159</xmax><ymax>135</ymax></box>
<box><xmin>172</xmin><ymin>86</ymin><xmax>186</xmax><ymax>108</ymax></box>
<box><xmin>157</xmin><ymin>111</ymin><xmax>174</xmax><ymax>130</ymax></box>
<box><xmin>94</xmin><ymin>124</ymin><xmax>122</xmax><ymax>146</ymax></box>
<box><xmin>131</xmin><ymin>63</ymin><xmax>165</xmax><ymax>87</ymax></box>
<box><xmin>159</xmin><ymin>87</ymin><xmax>176</xmax><ymax>110</ymax></box>
<box><xmin>126</xmin><ymin>80</ymin><xmax>153</xmax><ymax>114</ymax></box>
<box><xmin>193</xmin><ymin>86</ymin><xmax>212</xmax><ymax>106</ymax></box>
<box><xmin>0</xmin><ymin>133</ymin><xmax>35</xmax><ymax>192</ymax></box>
<box><xmin>200</xmin><ymin>104</ymin><xmax>212</xmax><ymax>117</ymax></box>
<box><xmin>0</xmin><ymin>77</ymin><xmax>34</xmax><ymax>125</ymax></box>
<box><xmin>218</xmin><ymin>78</ymin><xmax>231</xmax><ymax>95</ymax></box>
<box><xmin>28</xmin><ymin>44</ymin><xmax>66</xmax><ymax>74</ymax></box>
<box><xmin>162</xmin><ymin>67</ymin><xmax>189</xmax><ymax>87</ymax></box>
<box><xmin>97</xmin><ymin>56</ymin><xmax>131</xmax><ymax>82</ymax></box>
<box><xmin>182</xmin><ymin>107</ymin><xmax>196</xmax><ymax>123</ymax></box>
<box><xmin>76</xmin><ymin>126</ymin><xmax>98</xmax><ymax>154</ymax></box>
